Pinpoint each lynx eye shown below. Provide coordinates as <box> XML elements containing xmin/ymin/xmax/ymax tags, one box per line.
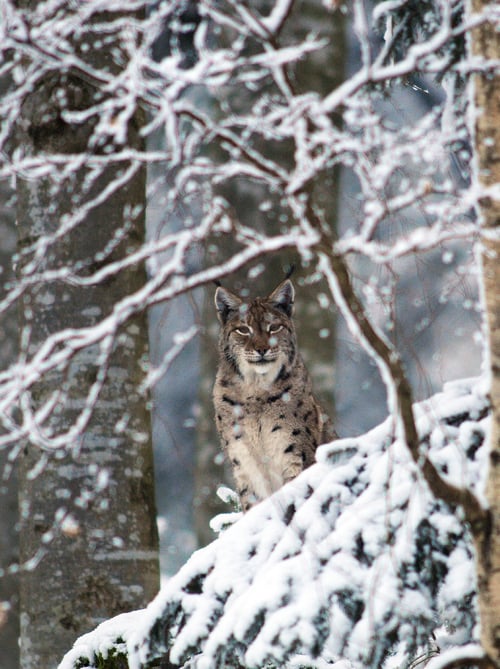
<box><xmin>268</xmin><ymin>323</ymin><xmax>283</xmax><ymax>334</ymax></box>
<box><xmin>235</xmin><ymin>325</ymin><xmax>252</xmax><ymax>336</ymax></box>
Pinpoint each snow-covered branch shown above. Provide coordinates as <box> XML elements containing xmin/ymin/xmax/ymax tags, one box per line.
<box><xmin>59</xmin><ymin>377</ymin><xmax>490</xmax><ymax>669</ymax></box>
<box><xmin>0</xmin><ymin>0</ymin><xmax>491</xmax><ymax>505</ymax></box>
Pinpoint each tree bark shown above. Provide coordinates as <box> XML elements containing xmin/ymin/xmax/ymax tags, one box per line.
<box><xmin>0</xmin><ymin>178</ymin><xmax>19</xmax><ymax>669</ymax></box>
<box><xmin>469</xmin><ymin>0</ymin><xmax>500</xmax><ymax>665</ymax></box>
<box><xmin>15</xmin><ymin>9</ymin><xmax>160</xmax><ymax>669</ymax></box>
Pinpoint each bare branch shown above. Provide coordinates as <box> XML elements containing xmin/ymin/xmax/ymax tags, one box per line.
<box><xmin>309</xmin><ymin>217</ymin><xmax>488</xmax><ymax>534</ymax></box>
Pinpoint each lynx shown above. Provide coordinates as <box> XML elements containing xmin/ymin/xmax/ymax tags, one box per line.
<box><xmin>213</xmin><ymin>278</ymin><xmax>335</xmax><ymax>511</ymax></box>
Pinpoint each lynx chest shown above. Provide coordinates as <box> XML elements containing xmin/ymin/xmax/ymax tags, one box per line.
<box><xmin>215</xmin><ymin>383</ymin><xmax>319</xmax><ymax>499</ymax></box>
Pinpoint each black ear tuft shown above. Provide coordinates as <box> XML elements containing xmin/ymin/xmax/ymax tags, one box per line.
<box><xmin>268</xmin><ymin>279</ymin><xmax>295</xmax><ymax>317</ymax></box>
<box><xmin>215</xmin><ymin>287</ymin><xmax>242</xmax><ymax>324</ymax></box>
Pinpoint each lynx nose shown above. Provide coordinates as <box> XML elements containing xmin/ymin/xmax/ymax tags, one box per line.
<box><xmin>254</xmin><ymin>345</ymin><xmax>268</xmax><ymax>357</ymax></box>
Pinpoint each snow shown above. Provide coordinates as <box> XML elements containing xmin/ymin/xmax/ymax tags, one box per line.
<box><xmin>425</xmin><ymin>644</ymin><xmax>486</xmax><ymax>669</ymax></box>
<box><xmin>59</xmin><ymin>611</ymin><xmax>144</xmax><ymax>669</ymax></box>
<box><xmin>59</xmin><ymin>376</ymin><xmax>490</xmax><ymax>669</ymax></box>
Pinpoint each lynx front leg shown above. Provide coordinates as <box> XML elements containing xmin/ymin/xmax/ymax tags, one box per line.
<box><xmin>231</xmin><ymin>460</ymin><xmax>259</xmax><ymax>511</ymax></box>
<box><xmin>227</xmin><ymin>439</ymin><xmax>277</xmax><ymax>510</ymax></box>
<box><xmin>281</xmin><ymin>439</ymin><xmax>317</xmax><ymax>484</ymax></box>
<box><xmin>282</xmin><ymin>449</ymin><xmax>306</xmax><ymax>484</ymax></box>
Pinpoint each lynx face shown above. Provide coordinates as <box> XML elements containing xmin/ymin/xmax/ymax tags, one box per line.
<box><xmin>215</xmin><ymin>280</ymin><xmax>297</xmax><ymax>385</ymax></box>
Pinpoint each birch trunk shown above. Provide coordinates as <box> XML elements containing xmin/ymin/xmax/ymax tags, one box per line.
<box><xmin>470</xmin><ymin>0</ymin><xmax>500</xmax><ymax>665</ymax></box>
<box><xmin>16</xmin><ymin>12</ymin><xmax>160</xmax><ymax>669</ymax></box>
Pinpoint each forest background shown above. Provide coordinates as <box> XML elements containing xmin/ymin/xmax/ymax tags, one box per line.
<box><xmin>0</xmin><ymin>0</ymin><xmax>498</xmax><ymax>668</ymax></box>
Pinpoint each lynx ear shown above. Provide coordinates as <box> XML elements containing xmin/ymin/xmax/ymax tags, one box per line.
<box><xmin>215</xmin><ymin>286</ymin><xmax>243</xmax><ymax>324</ymax></box>
<box><xmin>268</xmin><ymin>279</ymin><xmax>295</xmax><ymax>317</ymax></box>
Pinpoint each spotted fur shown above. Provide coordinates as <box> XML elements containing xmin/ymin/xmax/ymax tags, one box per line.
<box><xmin>213</xmin><ymin>279</ymin><xmax>335</xmax><ymax>511</ymax></box>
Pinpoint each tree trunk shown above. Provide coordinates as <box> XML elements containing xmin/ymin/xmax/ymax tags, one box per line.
<box><xmin>0</xmin><ymin>178</ymin><xmax>19</xmax><ymax>669</ymax></box>
<box><xmin>15</xmin><ymin>9</ymin><xmax>160</xmax><ymax>669</ymax></box>
<box><xmin>469</xmin><ymin>0</ymin><xmax>500</xmax><ymax>665</ymax></box>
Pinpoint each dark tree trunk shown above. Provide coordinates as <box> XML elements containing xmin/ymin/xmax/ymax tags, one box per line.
<box><xmin>0</xmin><ymin>178</ymin><xmax>19</xmax><ymax>669</ymax></box>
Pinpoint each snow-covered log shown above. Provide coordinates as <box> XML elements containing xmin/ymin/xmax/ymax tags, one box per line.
<box><xmin>59</xmin><ymin>376</ymin><xmax>489</xmax><ymax>669</ymax></box>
